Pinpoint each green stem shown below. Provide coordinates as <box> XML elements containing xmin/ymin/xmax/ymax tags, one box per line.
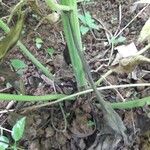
<box><xmin>35</xmin><ymin>96</ymin><xmax>150</xmax><ymax>110</ymax></box>
<box><xmin>0</xmin><ymin>19</ymin><xmax>54</xmax><ymax>80</ymax></box>
<box><xmin>0</xmin><ymin>83</ymin><xmax>148</xmax><ymax>110</ymax></box>
<box><xmin>95</xmin><ymin>70</ymin><xmax>113</xmax><ymax>86</ymax></box>
<box><xmin>22</xmin><ymin>83</ymin><xmax>150</xmax><ymax>109</ymax></box>
<box><xmin>45</xmin><ymin>0</ymin><xmax>72</xmax><ymax>11</ymax></box>
<box><xmin>0</xmin><ymin>93</ymin><xmax>66</xmax><ymax>101</ymax></box>
<box><xmin>111</xmin><ymin>96</ymin><xmax>150</xmax><ymax>109</ymax></box>
<box><xmin>60</xmin><ymin>0</ymin><xmax>87</xmax><ymax>89</ymax></box>
<box><xmin>17</xmin><ymin>41</ymin><xmax>53</xmax><ymax>79</ymax></box>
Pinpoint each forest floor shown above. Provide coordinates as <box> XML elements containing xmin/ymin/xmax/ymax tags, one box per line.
<box><xmin>0</xmin><ymin>0</ymin><xmax>150</xmax><ymax>149</ymax></box>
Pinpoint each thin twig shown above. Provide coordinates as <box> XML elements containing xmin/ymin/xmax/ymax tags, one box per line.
<box><xmin>115</xmin><ymin>4</ymin><xmax>149</xmax><ymax>38</ymax></box>
<box><xmin>104</xmin><ymin>79</ymin><xmax>125</xmax><ymax>102</ymax></box>
<box><xmin>0</xmin><ymin>126</ymin><xmax>12</xmax><ymax>133</ymax></box>
<box><xmin>114</xmin><ymin>4</ymin><xmax>122</xmax><ymax>36</ymax></box>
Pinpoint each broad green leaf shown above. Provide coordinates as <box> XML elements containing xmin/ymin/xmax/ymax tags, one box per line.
<box><xmin>0</xmin><ymin>11</ymin><xmax>24</xmax><ymax>60</ymax></box>
<box><xmin>0</xmin><ymin>136</ymin><xmax>9</xmax><ymax>150</ymax></box>
<box><xmin>11</xmin><ymin>117</ymin><xmax>26</xmax><ymax>142</ymax></box>
<box><xmin>80</xmin><ymin>25</ymin><xmax>89</xmax><ymax>35</ymax></box>
<box><xmin>138</xmin><ymin>17</ymin><xmax>150</xmax><ymax>42</ymax></box>
<box><xmin>10</xmin><ymin>59</ymin><xmax>27</xmax><ymax>70</ymax></box>
<box><xmin>35</xmin><ymin>37</ymin><xmax>43</xmax><ymax>49</ymax></box>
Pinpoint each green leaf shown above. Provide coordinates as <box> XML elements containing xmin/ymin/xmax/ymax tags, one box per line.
<box><xmin>109</xmin><ymin>36</ymin><xmax>126</xmax><ymax>45</ymax></box>
<box><xmin>47</xmin><ymin>48</ymin><xmax>54</xmax><ymax>56</ymax></box>
<box><xmin>80</xmin><ymin>25</ymin><xmax>89</xmax><ymax>35</ymax></box>
<box><xmin>35</xmin><ymin>37</ymin><xmax>43</xmax><ymax>49</ymax></box>
<box><xmin>0</xmin><ymin>136</ymin><xmax>9</xmax><ymax>150</ymax></box>
<box><xmin>11</xmin><ymin>117</ymin><xmax>26</xmax><ymax>142</ymax></box>
<box><xmin>116</xmin><ymin>36</ymin><xmax>126</xmax><ymax>43</ymax></box>
<box><xmin>87</xmin><ymin>120</ymin><xmax>95</xmax><ymax>127</ymax></box>
<box><xmin>78</xmin><ymin>14</ymin><xmax>87</xmax><ymax>25</ymax></box>
<box><xmin>10</xmin><ymin>59</ymin><xmax>27</xmax><ymax>70</ymax></box>
<box><xmin>78</xmin><ymin>12</ymin><xmax>99</xmax><ymax>30</ymax></box>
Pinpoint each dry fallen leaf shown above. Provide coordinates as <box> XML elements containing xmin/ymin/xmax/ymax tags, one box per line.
<box><xmin>112</xmin><ymin>42</ymin><xmax>138</xmax><ymax>66</ymax></box>
<box><xmin>115</xmin><ymin>42</ymin><xmax>138</xmax><ymax>58</ymax></box>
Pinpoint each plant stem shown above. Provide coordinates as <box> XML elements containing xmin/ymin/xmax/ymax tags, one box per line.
<box><xmin>45</xmin><ymin>0</ymin><xmax>72</xmax><ymax>11</ymax></box>
<box><xmin>0</xmin><ymin>93</ymin><xmax>66</xmax><ymax>101</ymax></box>
<box><xmin>17</xmin><ymin>41</ymin><xmax>54</xmax><ymax>79</ymax></box>
<box><xmin>95</xmin><ymin>70</ymin><xmax>113</xmax><ymax>86</ymax></box>
<box><xmin>61</xmin><ymin>0</ymin><xmax>87</xmax><ymax>89</ymax></box>
<box><xmin>22</xmin><ymin>83</ymin><xmax>150</xmax><ymax>110</ymax></box>
<box><xmin>111</xmin><ymin>96</ymin><xmax>150</xmax><ymax>109</ymax></box>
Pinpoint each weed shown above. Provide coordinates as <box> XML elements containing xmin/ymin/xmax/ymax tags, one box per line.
<box><xmin>78</xmin><ymin>11</ymin><xmax>99</xmax><ymax>35</ymax></box>
<box><xmin>0</xmin><ymin>117</ymin><xmax>26</xmax><ymax>150</ymax></box>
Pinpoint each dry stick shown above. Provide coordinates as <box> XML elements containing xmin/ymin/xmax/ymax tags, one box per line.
<box><xmin>65</xmin><ymin>11</ymin><xmax>128</xmax><ymax>142</ymax></box>
<box><xmin>114</xmin><ymin>4</ymin><xmax>122</xmax><ymax>36</ymax></box>
<box><xmin>0</xmin><ymin>101</ymin><xmax>15</xmax><ymax>119</ymax></box>
<box><xmin>104</xmin><ymin>79</ymin><xmax>125</xmax><ymax>102</ymax></box>
<box><xmin>108</xmin><ymin>4</ymin><xmax>122</xmax><ymax>65</ymax></box>
<box><xmin>115</xmin><ymin>4</ymin><xmax>149</xmax><ymax>38</ymax></box>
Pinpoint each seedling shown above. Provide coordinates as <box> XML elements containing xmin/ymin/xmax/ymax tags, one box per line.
<box><xmin>0</xmin><ymin>2</ymin><xmax>149</xmax><ymax>148</ymax></box>
<box><xmin>0</xmin><ymin>117</ymin><xmax>26</xmax><ymax>150</ymax></box>
<box><xmin>78</xmin><ymin>11</ymin><xmax>99</xmax><ymax>35</ymax></box>
<box><xmin>47</xmin><ymin>47</ymin><xmax>55</xmax><ymax>57</ymax></box>
<box><xmin>10</xmin><ymin>59</ymin><xmax>27</xmax><ymax>70</ymax></box>
<box><xmin>35</xmin><ymin>37</ymin><xmax>43</xmax><ymax>49</ymax></box>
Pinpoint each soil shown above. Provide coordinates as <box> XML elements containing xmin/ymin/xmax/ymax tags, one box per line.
<box><xmin>0</xmin><ymin>0</ymin><xmax>150</xmax><ymax>150</ymax></box>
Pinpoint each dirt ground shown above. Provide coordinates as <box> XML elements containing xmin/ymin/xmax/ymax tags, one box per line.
<box><xmin>0</xmin><ymin>0</ymin><xmax>150</xmax><ymax>150</ymax></box>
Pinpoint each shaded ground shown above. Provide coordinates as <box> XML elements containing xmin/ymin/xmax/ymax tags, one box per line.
<box><xmin>0</xmin><ymin>0</ymin><xmax>150</xmax><ymax>149</ymax></box>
